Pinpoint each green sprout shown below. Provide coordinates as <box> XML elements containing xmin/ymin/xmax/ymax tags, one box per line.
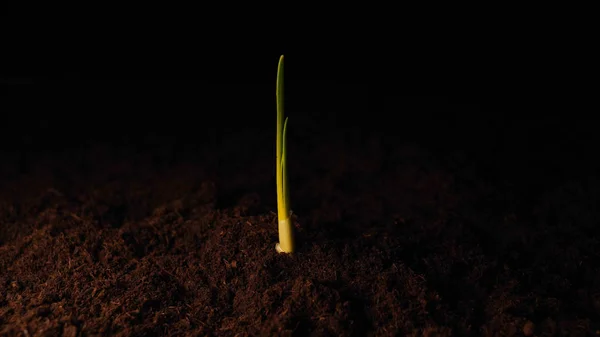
<box><xmin>275</xmin><ymin>54</ymin><xmax>295</xmax><ymax>254</ymax></box>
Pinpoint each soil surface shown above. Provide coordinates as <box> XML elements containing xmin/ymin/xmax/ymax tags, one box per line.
<box><xmin>1</xmin><ymin>91</ymin><xmax>599</xmax><ymax>336</ymax></box>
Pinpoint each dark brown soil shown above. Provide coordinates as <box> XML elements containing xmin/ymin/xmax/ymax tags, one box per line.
<box><xmin>1</xmin><ymin>117</ymin><xmax>599</xmax><ymax>336</ymax></box>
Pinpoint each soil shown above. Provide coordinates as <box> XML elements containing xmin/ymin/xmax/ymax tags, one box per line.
<box><xmin>1</xmin><ymin>102</ymin><xmax>599</xmax><ymax>336</ymax></box>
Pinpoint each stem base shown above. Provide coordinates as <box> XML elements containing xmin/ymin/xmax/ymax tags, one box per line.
<box><xmin>276</xmin><ymin>217</ymin><xmax>294</xmax><ymax>254</ymax></box>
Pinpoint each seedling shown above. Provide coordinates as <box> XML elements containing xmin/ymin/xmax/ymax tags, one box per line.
<box><xmin>275</xmin><ymin>55</ymin><xmax>295</xmax><ymax>254</ymax></box>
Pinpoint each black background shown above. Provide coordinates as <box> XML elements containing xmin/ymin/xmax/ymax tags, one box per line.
<box><xmin>1</xmin><ymin>9</ymin><xmax>594</xmax><ymax>190</ymax></box>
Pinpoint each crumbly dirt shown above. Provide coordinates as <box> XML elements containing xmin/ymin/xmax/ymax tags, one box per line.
<box><xmin>1</xmin><ymin>121</ymin><xmax>599</xmax><ymax>336</ymax></box>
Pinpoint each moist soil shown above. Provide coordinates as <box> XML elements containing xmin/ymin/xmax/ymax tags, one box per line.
<box><xmin>1</xmin><ymin>117</ymin><xmax>599</xmax><ymax>336</ymax></box>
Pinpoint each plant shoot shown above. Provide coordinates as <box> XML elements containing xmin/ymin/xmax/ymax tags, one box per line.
<box><xmin>275</xmin><ymin>55</ymin><xmax>294</xmax><ymax>254</ymax></box>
